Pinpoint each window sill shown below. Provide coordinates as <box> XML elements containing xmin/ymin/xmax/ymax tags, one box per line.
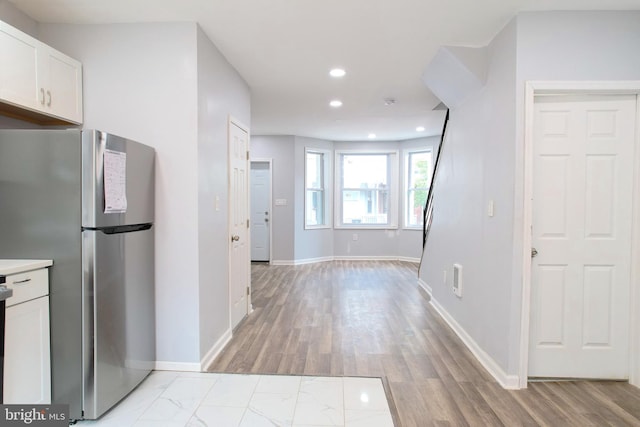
<box><xmin>304</xmin><ymin>225</ymin><xmax>332</xmax><ymax>230</ymax></box>
<box><xmin>334</xmin><ymin>225</ymin><xmax>399</xmax><ymax>231</ymax></box>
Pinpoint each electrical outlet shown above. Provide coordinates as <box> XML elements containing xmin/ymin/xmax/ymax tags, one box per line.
<box><xmin>352</xmin><ymin>233</ymin><xmax>358</xmax><ymax>241</ymax></box>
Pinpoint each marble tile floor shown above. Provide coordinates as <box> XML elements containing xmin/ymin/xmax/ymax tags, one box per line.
<box><xmin>77</xmin><ymin>370</ymin><xmax>394</xmax><ymax>427</ymax></box>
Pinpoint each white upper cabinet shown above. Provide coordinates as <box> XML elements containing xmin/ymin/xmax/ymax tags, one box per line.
<box><xmin>41</xmin><ymin>45</ymin><xmax>83</xmax><ymax>123</ymax></box>
<box><xmin>0</xmin><ymin>20</ymin><xmax>83</xmax><ymax>124</ymax></box>
<box><xmin>0</xmin><ymin>22</ymin><xmax>40</xmax><ymax>111</ymax></box>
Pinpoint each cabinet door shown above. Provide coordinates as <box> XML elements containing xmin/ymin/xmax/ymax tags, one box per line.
<box><xmin>41</xmin><ymin>46</ymin><xmax>83</xmax><ymax>124</ymax></box>
<box><xmin>4</xmin><ymin>296</ymin><xmax>52</xmax><ymax>404</ymax></box>
<box><xmin>0</xmin><ymin>22</ymin><xmax>41</xmax><ymax>111</ymax></box>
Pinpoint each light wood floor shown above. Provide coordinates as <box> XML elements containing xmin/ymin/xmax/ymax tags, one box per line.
<box><xmin>209</xmin><ymin>260</ymin><xmax>640</xmax><ymax>426</ymax></box>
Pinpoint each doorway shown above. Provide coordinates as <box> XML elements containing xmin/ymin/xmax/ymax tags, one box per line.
<box><xmin>250</xmin><ymin>160</ymin><xmax>272</xmax><ymax>262</ymax></box>
<box><xmin>520</xmin><ymin>82</ymin><xmax>640</xmax><ymax>388</ymax></box>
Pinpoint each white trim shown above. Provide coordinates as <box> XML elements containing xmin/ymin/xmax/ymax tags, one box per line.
<box><xmin>334</xmin><ymin>149</ymin><xmax>399</xmax><ymax>229</ymax></box>
<box><xmin>269</xmin><ymin>260</ymin><xmax>296</xmax><ymax>266</ymax></box>
<box><xmin>270</xmin><ymin>256</ymin><xmax>419</xmax><ymax>266</ymax></box>
<box><xmin>333</xmin><ymin>255</ymin><xmax>418</xmax><ymax>262</ymax></box>
<box><xmin>304</xmin><ymin>147</ymin><xmax>333</xmax><ymax>229</ymax></box>
<box><xmin>155</xmin><ymin>361</ymin><xmax>202</xmax><ymax>372</ymax></box>
<box><xmin>290</xmin><ymin>256</ymin><xmax>334</xmax><ymax>266</ymax></box>
<box><xmin>333</xmin><ymin>226</ymin><xmax>399</xmax><ymax>230</ymax></box>
<box><xmin>417</xmin><ymin>278</ymin><xmax>432</xmax><ymax>297</ymax></box>
<box><xmin>250</xmin><ymin>158</ymin><xmax>273</xmax><ymax>263</ymax></box>
<box><xmin>430</xmin><ymin>296</ymin><xmax>519</xmax><ymax>389</ymax></box>
<box><xmin>520</xmin><ymin>81</ymin><xmax>640</xmax><ymax>390</ymax></box>
<box><xmin>403</xmin><ymin>147</ymin><xmax>434</xmax><ymax>228</ymax></box>
<box><xmin>200</xmin><ymin>328</ymin><xmax>233</xmax><ymax>371</ymax></box>
<box><xmin>630</xmin><ymin>94</ymin><xmax>640</xmax><ymax>389</ymax></box>
<box><xmin>519</xmin><ymin>81</ymin><xmax>536</xmax><ymax>388</ymax></box>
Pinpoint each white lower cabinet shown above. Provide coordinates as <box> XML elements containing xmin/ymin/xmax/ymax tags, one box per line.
<box><xmin>3</xmin><ymin>268</ymin><xmax>51</xmax><ymax>404</ymax></box>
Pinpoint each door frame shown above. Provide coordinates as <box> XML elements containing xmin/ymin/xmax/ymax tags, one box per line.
<box><xmin>227</xmin><ymin>115</ymin><xmax>252</xmax><ymax>329</ymax></box>
<box><xmin>519</xmin><ymin>81</ymin><xmax>640</xmax><ymax>389</ymax></box>
<box><xmin>250</xmin><ymin>158</ymin><xmax>273</xmax><ymax>263</ymax></box>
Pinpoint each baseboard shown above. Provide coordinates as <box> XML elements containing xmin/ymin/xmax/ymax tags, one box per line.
<box><xmin>417</xmin><ymin>278</ymin><xmax>432</xmax><ymax>297</ymax></box>
<box><xmin>271</xmin><ymin>256</ymin><xmax>418</xmax><ymax>265</ymax></box>
<box><xmin>398</xmin><ymin>256</ymin><xmax>420</xmax><ymax>264</ymax></box>
<box><xmin>292</xmin><ymin>256</ymin><xmax>334</xmax><ymax>265</ymax></box>
<box><xmin>200</xmin><ymin>328</ymin><xmax>233</xmax><ymax>371</ymax></box>
<box><xmin>429</xmin><ymin>296</ymin><xmax>520</xmax><ymax>389</ymax></box>
<box><xmin>333</xmin><ymin>255</ymin><xmax>419</xmax><ymax>262</ymax></box>
<box><xmin>154</xmin><ymin>361</ymin><xmax>202</xmax><ymax>372</ymax></box>
<box><xmin>270</xmin><ymin>260</ymin><xmax>296</xmax><ymax>266</ymax></box>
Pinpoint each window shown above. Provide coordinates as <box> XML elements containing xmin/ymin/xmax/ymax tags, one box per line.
<box><xmin>336</xmin><ymin>151</ymin><xmax>398</xmax><ymax>228</ymax></box>
<box><xmin>305</xmin><ymin>149</ymin><xmax>331</xmax><ymax>228</ymax></box>
<box><xmin>404</xmin><ymin>149</ymin><xmax>433</xmax><ymax>228</ymax></box>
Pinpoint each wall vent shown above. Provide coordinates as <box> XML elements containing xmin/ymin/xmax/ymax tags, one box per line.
<box><xmin>453</xmin><ymin>263</ymin><xmax>463</xmax><ymax>297</ymax></box>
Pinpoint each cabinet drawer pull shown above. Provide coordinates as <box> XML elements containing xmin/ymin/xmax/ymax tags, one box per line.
<box><xmin>40</xmin><ymin>88</ymin><xmax>45</xmax><ymax>105</ymax></box>
<box><xmin>13</xmin><ymin>278</ymin><xmax>32</xmax><ymax>285</ymax></box>
<box><xmin>47</xmin><ymin>90</ymin><xmax>52</xmax><ymax>107</ymax></box>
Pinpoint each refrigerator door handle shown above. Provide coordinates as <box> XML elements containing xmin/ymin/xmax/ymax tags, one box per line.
<box><xmin>82</xmin><ymin>223</ymin><xmax>153</xmax><ymax>235</ymax></box>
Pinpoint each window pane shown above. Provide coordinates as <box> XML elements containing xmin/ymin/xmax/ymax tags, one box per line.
<box><xmin>409</xmin><ymin>151</ymin><xmax>432</xmax><ymax>190</ymax></box>
<box><xmin>406</xmin><ymin>151</ymin><xmax>432</xmax><ymax>227</ymax></box>
<box><xmin>407</xmin><ymin>189</ymin><xmax>427</xmax><ymax>226</ymax></box>
<box><xmin>343</xmin><ymin>154</ymin><xmax>387</xmax><ymax>188</ymax></box>
<box><xmin>342</xmin><ymin>189</ymin><xmax>388</xmax><ymax>224</ymax></box>
<box><xmin>306</xmin><ymin>152</ymin><xmax>323</xmax><ymax>189</ymax></box>
<box><xmin>306</xmin><ymin>190</ymin><xmax>324</xmax><ymax>225</ymax></box>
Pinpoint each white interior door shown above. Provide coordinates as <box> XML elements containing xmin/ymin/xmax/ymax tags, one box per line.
<box><xmin>529</xmin><ymin>94</ymin><xmax>637</xmax><ymax>379</ymax></box>
<box><xmin>250</xmin><ymin>161</ymin><xmax>270</xmax><ymax>262</ymax></box>
<box><xmin>229</xmin><ymin>120</ymin><xmax>250</xmax><ymax>329</ymax></box>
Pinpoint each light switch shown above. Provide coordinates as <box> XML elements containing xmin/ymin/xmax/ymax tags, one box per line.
<box><xmin>487</xmin><ymin>200</ymin><xmax>494</xmax><ymax>217</ymax></box>
<box><xmin>275</xmin><ymin>199</ymin><xmax>287</xmax><ymax>206</ymax></box>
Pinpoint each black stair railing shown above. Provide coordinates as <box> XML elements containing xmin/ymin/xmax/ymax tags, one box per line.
<box><xmin>422</xmin><ymin>109</ymin><xmax>450</xmax><ymax>250</ymax></box>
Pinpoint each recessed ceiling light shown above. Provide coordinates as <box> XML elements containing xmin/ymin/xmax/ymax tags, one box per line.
<box><xmin>368</xmin><ymin>133</ymin><xmax>376</xmax><ymax>139</ymax></box>
<box><xmin>329</xmin><ymin>68</ymin><xmax>346</xmax><ymax>78</ymax></box>
<box><xmin>329</xmin><ymin>100</ymin><xmax>343</xmax><ymax>108</ymax></box>
<box><xmin>416</xmin><ymin>126</ymin><xmax>426</xmax><ymax>132</ymax></box>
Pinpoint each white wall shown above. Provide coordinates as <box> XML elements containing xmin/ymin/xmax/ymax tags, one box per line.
<box><xmin>40</xmin><ymin>22</ymin><xmax>251</xmax><ymax>367</ymax></box>
<box><xmin>196</xmin><ymin>26</ymin><xmax>250</xmax><ymax>362</ymax></box>
<box><xmin>251</xmin><ymin>135</ymin><xmax>296</xmax><ymax>262</ymax></box>
<box><xmin>39</xmin><ymin>22</ymin><xmax>201</xmax><ymax>364</ymax></box>
<box><xmin>0</xmin><ymin>0</ymin><xmax>37</xmax><ymax>37</ymax></box>
<box><xmin>419</xmin><ymin>18</ymin><xmax>517</xmax><ymax>374</ymax></box>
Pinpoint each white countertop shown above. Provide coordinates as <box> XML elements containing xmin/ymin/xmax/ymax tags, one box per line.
<box><xmin>0</xmin><ymin>259</ymin><xmax>53</xmax><ymax>276</ymax></box>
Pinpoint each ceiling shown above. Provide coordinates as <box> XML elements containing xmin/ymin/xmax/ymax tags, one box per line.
<box><xmin>8</xmin><ymin>0</ymin><xmax>640</xmax><ymax>141</ymax></box>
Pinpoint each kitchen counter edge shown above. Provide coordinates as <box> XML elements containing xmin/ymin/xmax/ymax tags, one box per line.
<box><xmin>0</xmin><ymin>259</ymin><xmax>54</xmax><ymax>276</ymax></box>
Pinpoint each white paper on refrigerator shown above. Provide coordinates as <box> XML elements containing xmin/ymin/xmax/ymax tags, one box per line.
<box><xmin>103</xmin><ymin>149</ymin><xmax>127</xmax><ymax>213</ymax></box>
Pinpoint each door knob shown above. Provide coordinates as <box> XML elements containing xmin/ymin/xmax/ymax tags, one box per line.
<box><xmin>231</xmin><ymin>235</ymin><xmax>240</xmax><ymax>242</ymax></box>
<box><xmin>531</xmin><ymin>247</ymin><xmax>538</xmax><ymax>258</ymax></box>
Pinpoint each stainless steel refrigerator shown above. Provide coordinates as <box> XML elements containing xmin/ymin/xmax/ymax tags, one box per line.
<box><xmin>0</xmin><ymin>129</ymin><xmax>155</xmax><ymax>420</ymax></box>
